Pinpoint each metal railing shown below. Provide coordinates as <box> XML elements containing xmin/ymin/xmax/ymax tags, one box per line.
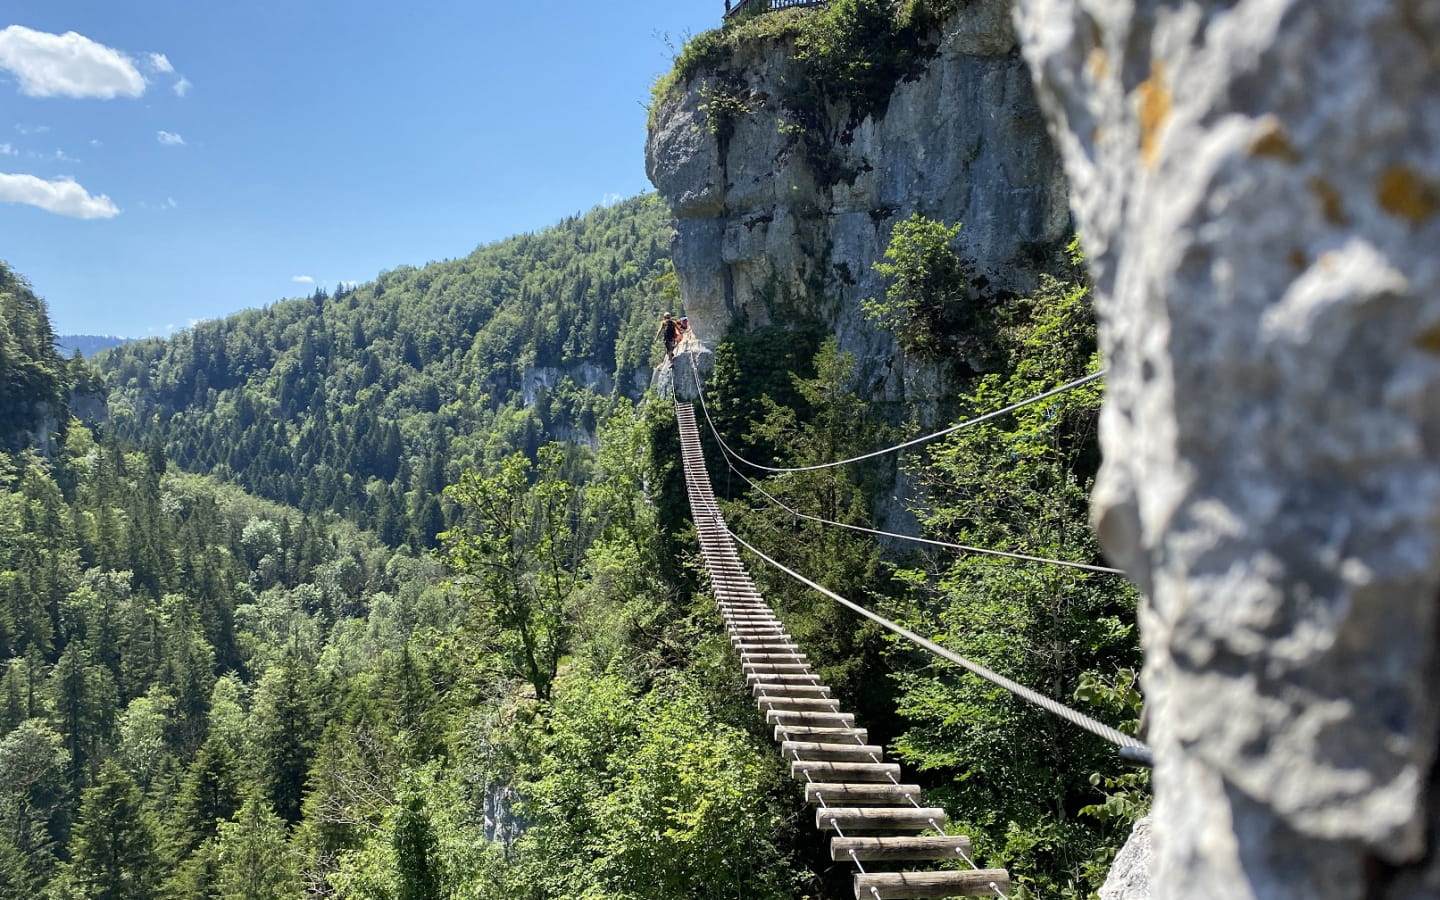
<box><xmin>724</xmin><ymin>0</ymin><xmax>828</xmax><ymax>20</ymax></box>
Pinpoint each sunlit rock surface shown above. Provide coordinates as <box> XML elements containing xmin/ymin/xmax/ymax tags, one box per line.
<box><xmin>1015</xmin><ymin>0</ymin><xmax>1440</xmax><ymax>895</ymax></box>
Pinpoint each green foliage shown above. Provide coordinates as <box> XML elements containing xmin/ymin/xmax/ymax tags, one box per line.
<box><xmin>64</xmin><ymin>760</ymin><xmax>164</xmax><ymax>900</ymax></box>
<box><xmin>865</xmin><ymin>213</ymin><xmax>994</xmax><ymax>360</ymax></box>
<box><xmin>443</xmin><ymin>445</ymin><xmax>593</xmax><ymax>703</ymax></box>
<box><xmin>726</xmin><ymin>340</ymin><xmax>897</xmax><ymax>720</ymax></box>
<box><xmin>705</xmin><ymin>324</ymin><xmax>824</xmax><ymax>473</ymax></box>
<box><xmin>794</xmin><ymin>0</ymin><xmax>925</xmax><ymax>114</ymax></box>
<box><xmin>212</xmin><ymin>793</ymin><xmax>298</xmax><ymax>900</ymax></box>
<box><xmin>0</xmin><ymin>263</ymin><xmax>71</xmax><ymax>453</ymax></box>
<box><xmin>499</xmin><ymin>669</ymin><xmax>798</xmax><ymax>900</ymax></box>
<box><xmin>653</xmin><ymin>0</ymin><xmax>956</xmax><ymax>161</ymax></box>
<box><xmin>881</xmin><ymin>264</ymin><xmax>1144</xmax><ymax>897</ymax></box>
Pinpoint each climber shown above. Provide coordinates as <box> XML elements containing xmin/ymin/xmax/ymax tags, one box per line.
<box><xmin>677</xmin><ymin>316</ymin><xmax>690</xmax><ymax>343</ymax></box>
<box><xmin>656</xmin><ymin>312</ymin><xmax>681</xmax><ymax>364</ymax></box>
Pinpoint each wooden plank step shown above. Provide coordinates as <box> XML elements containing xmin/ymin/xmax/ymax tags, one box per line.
<box><xmin>735</xmin><ymin>640</ymin><xmax>799</xmax><ymax>650</ymax></box>
<box><xmin>790</xmin><ymin>760</ymin><xmax>896</xmax><ymax>781</ymax></box>
<box><xmin>769</xmin><ymin>710</ymin><xmax>855</xmax><ymax>727</ymax></box>
<box><xmin>751</xmin><ymin>682</ymin><xmax>828</xmax><ymax>698</ymax></box>
<box><xmin>777</xmin><ymin>725</ymin><xmax>867</xmax><ymax>741</ymax></box>
<box><xmin>781</xmin><ymin>740</ymin><xmax>881</xmax><ymax>761</ymax></box>
<box><xmin>817</xmin><ymin>807</ymin><xmax>947</xmax><ymax>832</ymax></box>
<box><xmin>853</xmin><ymin>870</ymin><xmax>1010</xmax><ymax>899</ymax></box>
<box><xmin>744</xmin><ymin>663</ymin><xmax>812</xmax><ymax>674</ymax></box>
<box><xmin>756</xmin><ymin>696</ymin><xmax>839</xmax><ymax>711</ymax></box>
<box><xmin>741</xmin><ymin>652</ymin><xmax>807</xmax><ymax>663</ymax></box>
<box><xmin>830</xmin><ymin>835</ymin><xmax>973</xmax><ymax>861</ymax></box>
<box><xmin>748</xmin><ymin>672</ymin><xmax>817</xmax><ymax>685</ymax></box>
<box><xmin>805</xmin><ymin>783</ymin><xmax>919</xmax><ymax>806</ymax></box>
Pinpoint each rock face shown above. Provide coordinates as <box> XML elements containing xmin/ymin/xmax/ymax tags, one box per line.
<box><xmin>645</xmin><ymin>0</ymin><xmax>1072</xmax><ymax>419</ymax></box>
<box><xmin>1013</xmin><ymin>0</ymin><xmax>1440</xmax><ymax>895</ymax></box>
<box><xmin>1100</xmin><ymin>816</ymin><xmax>1152</xmax><ymax>900</ymax></box>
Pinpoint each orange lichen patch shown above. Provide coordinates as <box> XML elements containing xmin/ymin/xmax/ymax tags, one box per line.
<box><xmin>1308</xmin><ymin>177</ymin><xmax>1347</xmax><ymax>225</ymax></box>
<box><xmin>1287</xmin><ymin>248</ymin><xmax>1306</xmax><ymax>271</ymax></box>
<box><xmin>1137</xmin><ymin>62</ymin><xmax>1171</xmax><ymax>168</ymax></box>
<box><xmin>1248</xmin><ymin>117</ymin><xmax>1300</xmax><ymax>164</ymax></box>
<box><xmin>1377</xmin><ymin>166</ymin><xmax>1440</xmax><ymax>226</ymax></box>
<box><xmin>1086</xmin><ymin>47</ymin><xmax>1110</xmax><ymax>81</ymax></box>
<box><xmin>1416</xmin><ymin>323</ymin><xmax>1440</xmax><ymax>354</ymax></box>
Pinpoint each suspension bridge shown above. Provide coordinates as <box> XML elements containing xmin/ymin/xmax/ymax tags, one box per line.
<box><xmin>668</xmin><ymin>344</ymin><xmax>1149</xmax><ymax>898</ymax></box>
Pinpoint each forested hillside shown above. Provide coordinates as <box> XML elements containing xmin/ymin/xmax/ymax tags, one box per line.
<box><xmin>100</xmin><ymin>195</ymin><xmax>675</xmax><ymax>549</ymax></box>
<box><xmin>1</xmin><ymin>262</ymin><xmax>808</xmax><ymax>899</ymax></box>
<box><xmin>4</xmin><ymin>194</ymin><xmax>1143</xmax><ymax>898</ymax></box>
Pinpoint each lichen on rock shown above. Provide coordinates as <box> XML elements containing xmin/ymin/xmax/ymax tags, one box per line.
<box><xmin>1014</xmin><ymin>0</ymin><xmax>1440</xmax><ymax>895</ymax></box>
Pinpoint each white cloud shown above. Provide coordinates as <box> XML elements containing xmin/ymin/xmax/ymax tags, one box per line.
<box><xmin>157</xmin><ymin>130</ymin><xmax>184</xmax><ymax>146</ymax></box>
<box><xmin>147</xmin><ymin>52</ymin><xmax>173</xmax><ymax>73</ymax></box>
<box><xmin>0</xmin><ymin>26</ymin><xmax>146</xmax><ymax>99</ymax></box>
<box><xmin>0</xmin><ymin>143</ymin><xmax>14</xmax><ymax>156</ymax></box>
<box><xmin>173</xmin><ymin>76</ymin><xmax>191</xmax><ymax>97</ymax></box>
<box><xmin>89</xmin><ymin>138</ymin><xmax>102</xmax><ymax>146</ymax></box>
<box><xmin>601</xmin><ymin>192</ymin><xmax>622</xmax><ymax>206</ymax></box>
<box><xmin>0</xmin><ymin>172</ymin><xmax>119</xmax><ymax>218</ymax></box>
<box><xmin>53</xmin><ymin>149</ymin><xmax>77</xmax><ymax>162</ymax></box>
<box><xmin>164</xmin><ymin>196</ymin><xmax>176</xmax><ymax>209</ymax></box>
<box><xmin>291</xmin><ymin>275</ymin><xmax>315</xmax><ymax>284</ymax></box>
<box><xmin>16</xmin><ymin>124</ymin><xmax>49</xmax><ymax>135</ymax></box>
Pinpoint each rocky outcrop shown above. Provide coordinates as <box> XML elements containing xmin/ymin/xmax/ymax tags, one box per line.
<box><xmin>1100</xmin><ymin>816</ymin><xmax>1152</xmax><ymax>900</ymax></box>
<box><xmin>1013</xmin><ymin>0</ymin><xmax>1440</xmax><ymax>895</ymax></box>
<box><xmin>645</xmin><ymin>0</ymin><xmax>1072</xmax><ymax>418</ymax></box>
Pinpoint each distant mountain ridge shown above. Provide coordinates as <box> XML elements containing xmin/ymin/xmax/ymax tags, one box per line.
<box><xmin>98</xmin><ymin>194</ymin><xmax>675</xmax><ymax>548</ymax></box>
<box><xmin>57</xmin><ymin>334</ymin><xmax>132</xmax><ymax>357</ymax></box>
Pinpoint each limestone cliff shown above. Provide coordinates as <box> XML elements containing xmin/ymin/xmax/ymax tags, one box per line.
<box><xmin>1014</xmin><ymin>0</ymin><xmax>1440</xmax><ymax>896</ymax></box>
<box><xmin>645</xmin><ymin>0</ymin><xmax>1071</xmax><ymax>418</ymax></box>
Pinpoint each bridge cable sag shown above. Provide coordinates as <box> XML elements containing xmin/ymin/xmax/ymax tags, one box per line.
<box><xmin>685</xmin><ymin>342</ymin><xmax>1104</xmax><ymax>473</ymax></box>
<box><xmin>724</xmin><ymin>524</ymin><xmax>1147</xmax><ymax>754</ymax></box>
<box><xmin>719</xmin><ymin>455</ymin><xmax>1125</xmax><ymax>576</ymax></box>
<box><xmin>682</xmin><ymin>348</ymin><xmax>1123</xmax><ymax>575</ymax></box>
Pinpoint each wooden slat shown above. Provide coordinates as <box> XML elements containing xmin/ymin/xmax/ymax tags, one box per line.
<box><xmin>776</xmin><ymin>724</ymin><xmax>868</xmax><ymax>742</ymax></box>
<box><xmin>789</xmin><ymin>759</ymin><xmax>896</xmax><ymax>781</ymax></box>
<box><xmin>853</xmin><ymin>870</ymin><xmax>1010</xmax><ymax>899</ymax></box>
<box><xmin>830</xmin><ymin>835</ymin><xmax>973</xmax><ymax>861</ymax></box>
<box><xmin>817</xmin><ymin>807</ymin><xmax>948</xmax><ymax>832</ymax></box>
<box><xmin>804</xmin><ymin>782</ymin><xmax>918</xmax><ymax>806</ymax></box>
<box><xmin>769</xmin><ymin>710</ymin><xmax>855</xmax><ymax>726</ymax></box>
<box><xmin>756</xmin><ymin>696</ymin><xmax>839</xmax><ymax>711</ymax></box>
<box><xmin>781</xmin><ymin>740</ymin><xmax>881</xmax><ymax>761</ymax></box>
<box><xmin>751</xmin><ymin>682</ymin><xmax>829</xmax><ymax>697</ymax></box>
<box><xmin>745</xmin><ymin>663</ymin><xmax>812</xmax><ymax>674</ymax></box>
<box><xmin>748</xmin><ymin>673</ymin><xmax>817</xmax><ymax>685</ymax></box>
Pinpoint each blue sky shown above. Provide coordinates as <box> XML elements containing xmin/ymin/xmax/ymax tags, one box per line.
<box><xmin>1</xmin><ymin>1</ymin><xmax>716</xmax><ymax>337</ymax></box>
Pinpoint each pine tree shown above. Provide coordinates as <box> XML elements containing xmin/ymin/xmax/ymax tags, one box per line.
<box><xmin>213</xmin><ymin>794</ymin><xmax>297</xmax><ymax>900</ymax></box>
<box><xmin>173</xmin><ymin>735</ymin><xmax>242</xmax><ymax>854</ymax></box>
<box><xmin>252</xmin><ymin>658</ymin><xmax>318</xmax><ymax>825</ymax></box>
<box><xmin>393</xmin><ymin>792</ymin><xmax>441</xmax><ymax>900</ymax></box>
<box><xmin>66</xmin><ymin>760</ymin><xmax>163</xmax><ymax>900</ymax></box>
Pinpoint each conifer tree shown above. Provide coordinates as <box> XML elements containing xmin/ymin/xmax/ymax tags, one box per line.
<box><xmin>393</xmin><ymin>792</ymin><xmax>441</xmax><ymax>900</ymax></box>
<box><xmin>66</xmin><ymin>760</ymin><xmax>163</xmax><ymax>900</ymax></box>
<box><xmin>213</xmin><ymin>794</ymin><xmax>297</xmax><ymax>900</ymax></box>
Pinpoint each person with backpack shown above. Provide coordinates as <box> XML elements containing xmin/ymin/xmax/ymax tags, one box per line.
<box><xmin>656</xmin><ymin>312</ymin><xmax>681</xmax><ymax>364</ymax></box>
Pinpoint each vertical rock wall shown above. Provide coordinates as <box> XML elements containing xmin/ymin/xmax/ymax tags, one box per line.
<box><xmin>645</xmin><ymin>0</ymin><xmax>1072</xmax><ymax>417</ymax></box>
<box><xmin>1013</xmin><ymin>0</ymin><xmax>1440</xmax><ymax>895</ymax></box>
